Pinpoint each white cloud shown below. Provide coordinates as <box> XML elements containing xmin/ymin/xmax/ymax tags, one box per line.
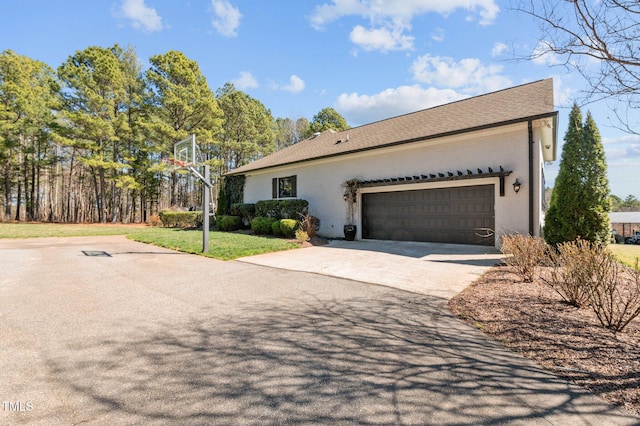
<box><xmin>491</xmin><ymin>42</ymin><xmax>508</xmax><ymax>57</ymax></box>
<box><xmin>601</xmin><ymin>135</ymin><xmax>640</xmax><ymax>192</ymax></box>
<box><xmin>431</xmin><ymin>27</ymin><xmax>445</xmax><ymax>42</ymax></box>
<box><xmin>211</xmin><ymin>0</ymin><xmax>242</xmax><ymax>37</ymax></box>
<box><xmin>550</xmin><ymin>75</ymin><xmax>573</xmax><ymax>107</ymax></box>
<box><xmin>310</xmin><ymin>1</ymin><xmax>498</xmax><ymax>53</ymax></box>
<box><xmin>310</xmin><ymin>0</ymin><xmax>368</xmax><ymax>30</ymax></box>
<box><xmin>119</xmin><ymin>0</ymin><xmax>163</xmax><ymax>32</ymax></box>
<box><xmin>335</xmin><ymin>84</ymin><xmax>465</xmax><ymax>125</ymax></box>
<box><xmin>310</xmin><ymin>0</ymin><xmax>499</xmax><ymax>29</ymax></box>
<box><xmin>282</xmin><ymin>75</ymin><xmax>305</xmax><ymax>94</ymax></box>
<box><xmin>231</xmin><ymin>71</ymin><xmax>258</xmax><ymax>90</ymax></box>
<box><xmin>411</xmin><ymin>54</ymin><xmax>511</xmax><ymax>93</ymax></box>
<box><xmin>603</xmin><ymin>134</ymin><xmax>640</xmax><ymax>146</ymax></box>
<box><xmin>349</xmin><ymin>25</ymin><xmax>414</xmax><ymax>52</ymax></box>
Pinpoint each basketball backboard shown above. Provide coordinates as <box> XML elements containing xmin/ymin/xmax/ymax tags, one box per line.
<box><xmin>174</xmin><ymin>135</ymin><xmax>198</xmax><ymax>167</ymax></box>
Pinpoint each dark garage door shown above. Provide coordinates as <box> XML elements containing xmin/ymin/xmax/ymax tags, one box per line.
<box><xmin>362</xmin><ymin>185</ymin><xmax>495</xmax><ymax>245</ymax></box>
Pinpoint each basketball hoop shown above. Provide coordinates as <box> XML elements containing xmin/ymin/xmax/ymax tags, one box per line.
<box><xmin>163</xmin><ymin>157</ymin><xmax>189</xmax><ymax>171</ymax></box>
<box><xmin>161</xmin><ymin>135</ymin><xmax>212</xmax><ymax>253</ymax></box>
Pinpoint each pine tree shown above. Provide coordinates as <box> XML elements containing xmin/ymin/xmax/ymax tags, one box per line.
<box><xmin>544</xmin><ymin>103</ymin><xmax>611</xmax><ymax>245</ymax></box>
<box><xmin>580</xmin><ymin>112</ymin><xmax>611</xmax><ymax>241</ymax></box>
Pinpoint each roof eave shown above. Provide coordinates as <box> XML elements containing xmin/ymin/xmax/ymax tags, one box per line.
<box><xmin>225</xmin><ymin>111</ymin><xmax>559</xmax><ymax>176</ymax></box>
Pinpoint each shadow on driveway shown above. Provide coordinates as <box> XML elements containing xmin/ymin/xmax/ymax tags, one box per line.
<box><xmin>323</xmin><ymin>239</ymin><xmax>501</xmax><ymax>261</ymax></box>
<box><xmin>43</xmin><ymin>292</ymin><xmax>636</xmax><ymax>425</ymax></box>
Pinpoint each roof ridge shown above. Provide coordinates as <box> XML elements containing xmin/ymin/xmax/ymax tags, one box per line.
<box><xmin>227</xmin><ymin>79</ymin><xmax>555</xmax><ymax>176</ymax></box>
<box><xmin>342</xmin><ymin>78</ymin><xmax>552</xmax><ymax>131</ymax></box>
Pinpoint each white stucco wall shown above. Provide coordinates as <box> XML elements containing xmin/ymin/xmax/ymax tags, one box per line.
<box><xmin>242</xmin><ymin>121</ymin><xmax>551</xmax><ymax>247</ymax></box>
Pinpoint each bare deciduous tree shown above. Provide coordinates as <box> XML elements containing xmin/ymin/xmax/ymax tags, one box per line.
<box><xmin>515</xmin><ymin>0</ymin><xmax>640</xmax><ymax>133</ymax></box>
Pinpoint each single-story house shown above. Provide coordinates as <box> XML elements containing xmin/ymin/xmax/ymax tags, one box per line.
<box><xmin>227</xmin><ymin>79</ymin><xmax>558</xmax><ymax>248</ymax></box>
<box><xmin>610</xmin><ymin>212</ymin><xmax>640</xmax><ymax>239</ymax></box>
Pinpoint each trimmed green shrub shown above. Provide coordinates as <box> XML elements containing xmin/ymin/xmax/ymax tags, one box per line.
<box><xmin>216</xmin><ymin>215</ymin><xmax>242</xmax><ymax>232</ymax></box>
<box><xmin>159</xmin><ymin>210</ymin><xmax>202</xmax><ymax>228</ymax></box>
<box><xmin>279</xmin><ymin>219</ymin><xmax>299</xmax><ymax>238</ymax></box>
<box><xmin>255</xmin><ymin>199</ymin><xmax>308</xmax><ymax>219</ymax></box>
<box><xmin>251</xmin><ymin>217</ymin><xmax>278</xmax><ymax>235</ymax></box>
<box><xmin>271</xmin><ymin>221</ymin><xmax>283</xmax><ymax>236</ymax></box>
<box><xmin>255</xmin><ymin>200</ymin><xmax>280</xmax><ymax>218</ymax></box>
<box><xmin>231</xmin><ymin>203</ymin><xmax>256</xmax><ymax>227</ymax></box>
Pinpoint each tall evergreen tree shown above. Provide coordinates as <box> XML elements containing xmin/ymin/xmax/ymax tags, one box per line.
<box><xmin>544</xmin><ymin>103</ymin><xmax>611</xmax><ymax>244</ymax></box>
<box><xmin>0</xmin><ymin>50</ymin><xmax>59</xmax><ymax>221</ymax></box>
<box><xmin>58</xmin><ymin>45</ymin><xmax>129</xmax><ymax>222</ymax></box>
<box><xmin>216</xmin><ymin>83</ymin><xmax>275</xmax><ymax>174</ymax></box>
<box><xmin>145</xmin><ymin>50</ymin><xmax>223</xmax><ymax>207</ymax></box>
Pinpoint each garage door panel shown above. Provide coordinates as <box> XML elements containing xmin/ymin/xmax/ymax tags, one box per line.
<box><xmin>362</xmin><ymin>185</ymin><xmax>494</xmax><ymax>245</ymax></box>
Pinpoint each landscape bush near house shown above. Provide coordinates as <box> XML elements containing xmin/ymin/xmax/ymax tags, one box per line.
<box><xmin>158</xmin><ymin>210</ymin><xmax>202</xmax><ymax>228</ymax></box>
<box><xmin>272</xmin><ymin>219</ymin><xmax>299</xmax><ymax>238</ymax></box>
<box><xmin>299</xmin><ymin>213</ymin><xmax>320</xmax><ymax>239</ymax></box>
<box><xmin>271</xmin><ymin>220</ymin><xmax>283</xmax><ymax>236</ymax></box>
<box><xmin>295</xmin><ymin>229</ymin><xmax>310</xmax><ymax>242</ymax></box>
<box><xmin>584</xmin><ymin>257</ymin><xmax>640</xmax><ymax>332</ymax></box>
<box><xmin>217</xmin><ymin>175</ymin><xmax>246</xmax><ymax>217</ymax></box>
<box><xmin>231</xmin><ymin>203</ymin><xmax>256</xmax><ymax>227</ymax></box>
<box><xmin>279</xmin><ymin>219</ymin><xmax>299</xmax><ymax>238</ymax></box>
<box><xmin>216</xmin><ymin>215</ymin><xmax>242</xmax><ymax>232</ymax></box>
<box><xmin>255</xmin><ymin>199</ymin><xmax>309</xmax><ymax>219</ymax></box>
<box><xmin>504</xmin><ymin>234</ymin><xmax>640</xmax><ymax>333</ymax></box>
<box><xmin>215</xmin><ymin>201</ymin><xmax>308</xmax><ymax>241</ymax></box>
<box><xmin>500</xmin><ymin>234</ymin><xmax>547</xmax><ymax>282</ymax></box>
<box><xmin>251</xmin><ymin>217</ymin><xmax>278</xmax><ymax>235</ymax></box>
<box><xmin>541</xmin><ymin>239</ymin><xmax>593</xmax><ymax>307</ymax></box>
<box><xmin>547</xmin><ymin>241</ymin><xmax>640</xmax><ymax>332</ymax></box>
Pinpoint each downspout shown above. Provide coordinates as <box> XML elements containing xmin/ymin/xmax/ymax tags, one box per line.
<box><xmin>528</xmin><ymin>120</ymin><xmax>534</xmax><ymax>235</ymax></box>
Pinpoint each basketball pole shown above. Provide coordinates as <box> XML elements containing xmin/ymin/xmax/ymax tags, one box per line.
<box><xmin>174</xmin><ymin>134</ymin><xmax>211</xmax><ymax>253</ymax></box>
<box><xmin>187</xmin><ymin>164</ymin><xmax>212</xmax><ymax>253</ymax></box>
<box><xmin>202</xmin><ymin>163</ymin><xmax>210</xmax><ymax>253</ymax></box>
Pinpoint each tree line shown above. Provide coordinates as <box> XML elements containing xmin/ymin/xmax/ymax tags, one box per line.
<box><xmin>611</xmin><ymin>195</ymin><xmax>640</xmax><ymax>212</ymax></box>
<box><xmin>0</xmin><ymin>46</ymin><xmax>349</xmax><ymax>223</ymax></box>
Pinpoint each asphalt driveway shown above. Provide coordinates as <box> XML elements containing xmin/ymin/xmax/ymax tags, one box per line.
<box><xmin>1</xmin><ymin>236</ymin><xmax>638</xmax><ymax>425</ymax></box>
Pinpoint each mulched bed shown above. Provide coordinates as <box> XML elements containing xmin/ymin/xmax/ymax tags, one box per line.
<box><xmin>448</xmin><ymin>265</ymin><xmax>640</xmax><ymax>415</ymax></box>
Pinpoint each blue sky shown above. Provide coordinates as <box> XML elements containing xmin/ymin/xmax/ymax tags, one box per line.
<box><xmin>1</xmin><ymin>0</ymin><xmax>637</xmax><ymax>198</ymax></box>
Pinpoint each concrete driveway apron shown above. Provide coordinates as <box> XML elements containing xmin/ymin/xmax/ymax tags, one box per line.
<box><xmin>1</xmin><ymin>236</ymin><xmax>638</xmax><ymax>425</ymax></box>
<box><xmin>237</xmin><ymin>239</ymin><xmax>505</xmax><ymax>299</ymax></box>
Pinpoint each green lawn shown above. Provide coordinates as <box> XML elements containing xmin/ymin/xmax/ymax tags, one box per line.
<box><xmin>0</xmin><ymin>223</ymin><xmax>146</xmax><ymax>239</ymax></box>
<box><xmin>609</xmin><ymin>243</ymin><xmax>640</xmax><ymax>268</ymax></box>
<box><xmin>127</xmin><ymin>228</ymin><xmax>299</xmax><ymax>260</ymax></box>
<box><xmin>0</xmin><ymin>223</ymin><xmax>299</xmax><ymax>261</ymax></box>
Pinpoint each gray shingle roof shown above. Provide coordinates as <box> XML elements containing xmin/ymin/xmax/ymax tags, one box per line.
<box><xmin>610</xmin><ymin>212</ymin><xmax>640</xmax><ymax>224</ymax></box>
<box><xmin>227</xmin><ymin>79</ymin><xmax>555</xmax><ymax>175</ymax></box>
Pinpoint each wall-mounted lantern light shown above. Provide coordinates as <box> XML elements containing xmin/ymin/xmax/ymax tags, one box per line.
<box><xmin>513</xmin><ymin>178</ymin><xmax>522</xmax><ymax>194</ymax></box>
